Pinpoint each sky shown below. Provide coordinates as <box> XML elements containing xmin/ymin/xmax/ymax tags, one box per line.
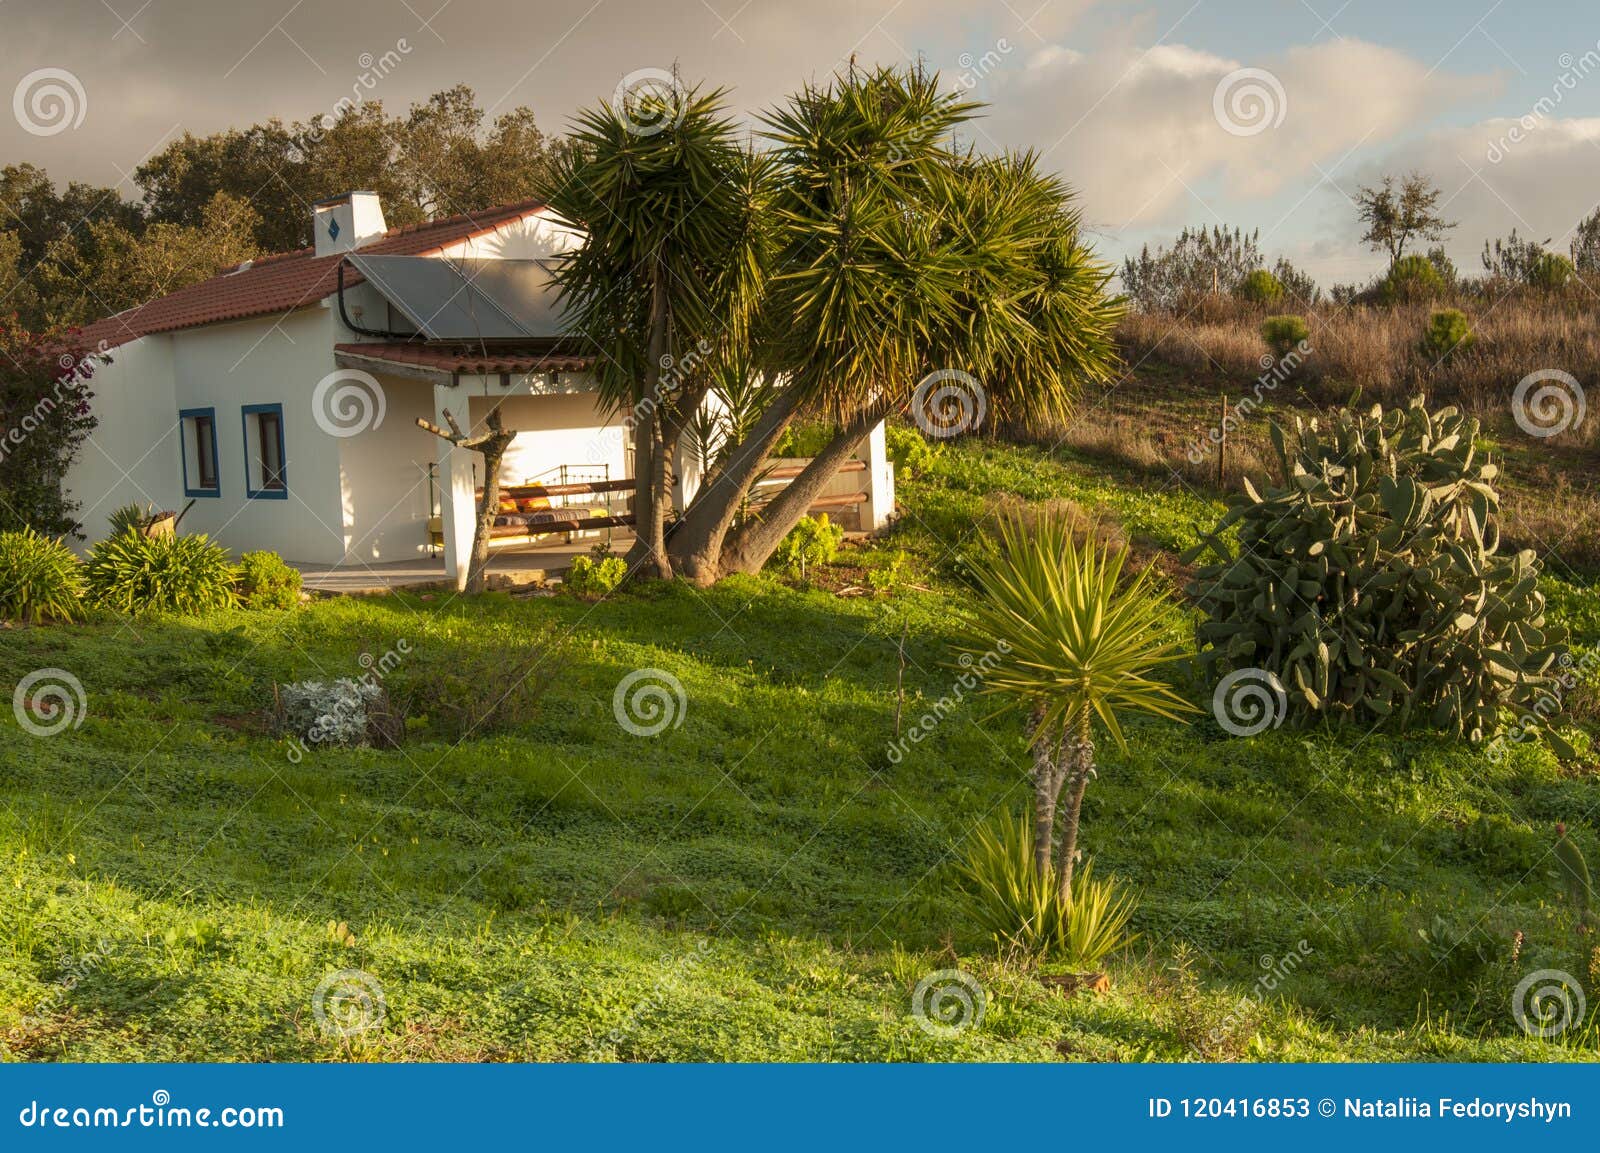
<box><xmin>3</xmin><ymin>0</ymin><xmax>1598</xmax><ymax>288</ymax></box>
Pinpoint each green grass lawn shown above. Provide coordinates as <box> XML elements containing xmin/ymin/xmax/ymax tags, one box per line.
<box><xmin>2</xmin><ymin>437</ymin><xmax>1598</xmax><ymax>1062</ymax></box>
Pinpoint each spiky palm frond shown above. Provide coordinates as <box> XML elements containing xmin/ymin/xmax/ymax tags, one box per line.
<box><xmin>962</xmin><ymin>509</ymin><xmax>1196</xmax><ymax>750</ymax></box>
<box><xmin>957</xmin><ymin>811</ymin><xmax>1140</xmax><ymax>963</ymax></box>
<box><xmin>536</xmin><ymin>86</ymin><xmax>761</xmax><ymax>414</ymax></box>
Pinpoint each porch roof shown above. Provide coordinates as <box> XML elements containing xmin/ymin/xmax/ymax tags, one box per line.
<box><xmin>332</xmin><ymin>341</ymin><xmax>596</xmax><ymax>377</ymax></box>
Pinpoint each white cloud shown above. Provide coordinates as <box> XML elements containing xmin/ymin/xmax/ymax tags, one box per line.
<box><xmin>986</xmin><ymin>37</ymin><xmax>1496</xmax><ymax>235</ymax></box>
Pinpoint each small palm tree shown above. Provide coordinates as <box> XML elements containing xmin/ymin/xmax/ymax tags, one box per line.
<box><xmin>963</xmin><ymin>510</ymin><xmax>1195</xmax><ymax>901</ymax></box>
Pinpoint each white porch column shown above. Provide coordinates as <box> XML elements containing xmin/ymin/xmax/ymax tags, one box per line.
<box><xmin>433</xmin><ymin>383</ymin><xmax>477</xmax><ymax>590</ymax></box>
<box><xmin>861</xmin><ymin>419</ymin><xmax>895</xmax><ymax>531</ymax></box>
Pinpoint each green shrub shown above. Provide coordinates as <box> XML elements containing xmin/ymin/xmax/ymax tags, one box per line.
<box><xmin>770</xmin><ymin>422</ymin><xmax>835</xmax><ymax>457</ymax></box>
<box><xmin>86</xmin><ymin>532</ymin><xmax>237</xmax><ymax>615</ymax></box>
<box><xmin>1530</xmin><ymin>252</ymin><xmax>1575</xmax><ymax>291</ymax></box>
<box><xmin>565</xmin><ymin>546</ymin><xmax>627</xmax><ymax>597</ymax></box>
<box><xmin>107</xmin><ymin>502</ymin><xmax>166</xmax><ymax>538</ymax></box>
<box><xmin>1378</xmin><ymin>254</ymin><xmax>1444</xmax><ymax>303</ymax></box>
<box><xmin>956</xmin><ymin>811</ymin><xmax>1139</xmax><ymax>965</ymax></box>
<box><xmin>1185</xmin><ymin>398</ymin><xmax>1564</xmax><ymax>740</ymax></box>
<box><xmin>1260</xmin><ymin>314</ymin><xmax>1310</xmax><ymax>357</ymax></box>
<box><xmin>1235</xmin><ymin>268</ymin><xmax>1284</xmax><ymax>306</ymax></box>
<box><xmin>1421</xmin><ymin>308</ymin><xmax>1473</xmax><ymax>358</ymax></box>
<box><xmin>769</xmin><ymin>513</ymin><xmax>844</xmax><ymax>579</ymax></box>
<box><xmin>236</xmin><ymin>550</ymin><xmax>301</xmax><ymax>610</ymax></box>
<box><xmin>885</xmin><ymin>423</ymin><xmax>937</xmax><ymax>480</ymax></box>
<box><xmin>0</xmin><ymin>527</ymin><xmax>85</xmax><ymax>623</ymax></box>
<box><xmin>388</xmin><ymin>626</ymin><xmax>569</xmax><ymax>741</ymax></box>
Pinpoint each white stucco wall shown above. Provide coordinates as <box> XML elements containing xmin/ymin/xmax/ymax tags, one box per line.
<box><xmin>335</xmin><ymin>374</ymin><xmax>441</xmax><ymax>565</ymax></box>
<box><xmin>483</xmin><ymin>391</ymin><xmax>626</xmax><ymax>485</ymax></box>
<box><xmin>64</xmin><ymin>335</ymin><xmax>182</xmax><ymax>541</ymax></box>
<box><xmin>159</xmin><ymin>308</ymin><xmax>349</xmax><ymax>563</ymax></box>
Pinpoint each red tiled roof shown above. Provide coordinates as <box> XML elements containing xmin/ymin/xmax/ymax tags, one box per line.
<box><xmin>77</xmin><ymin>200</ymin><xmax>550</xmax><ymax>350</ymax></box>
<box><xmin>334</xmin><ymin>342</ymin><xmax>594</xmax><ymax>375</ymax></box>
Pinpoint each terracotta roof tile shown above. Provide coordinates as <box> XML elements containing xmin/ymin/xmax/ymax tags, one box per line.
<box><xmin>333</xmin><ymin>342</ymin><xmax>594</xmax><ymax>375</ymax></box>
<box><xmin>78</xmin><ymin>200</ymin><xmax>550</xmax><ymax>350</ymax></box>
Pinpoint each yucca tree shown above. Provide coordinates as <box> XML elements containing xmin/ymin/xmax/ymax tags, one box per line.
<box><xmin>675</xmin><ymin>71</ymin><xmax>1124</xmax><ymax>583</ymax></box>
<box><xmin>543</xmin><ymin>67</ymin><xmax>1123</xmax><ymax>586</ymax></box>
<box><xmin>538</xmin><ymin>85</ymin><xmax>768</xmax><ymax>579</ymax></box>
<box><xmin>963</xmin><ymin>511</ymin><xmax>1195</xmax><ymax>900</ymax></box>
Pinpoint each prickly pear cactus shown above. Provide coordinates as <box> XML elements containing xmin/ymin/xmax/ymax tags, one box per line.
<box><xmin>1184</xmin><ymin>397</ymin><xmax>1565</xmax><ymax>740</ymax></box>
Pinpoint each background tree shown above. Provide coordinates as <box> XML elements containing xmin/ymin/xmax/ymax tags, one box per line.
<box><xmin>2</xmin><ymin>87</ymin><xmax>573</xmax><ymax>329</ymax></box>
<box><xmin>1355</xmin><ymin>172</ymin><xmax>1455</xmax><ymax>264</ymax></box>
<box><xmin>1571</xmin><ymin>207</ymin><xmax>1600</xmax><ymax>276</ymax></box>
<box><xmin>0</xmin><ymin>325</ymin><xmax>99</xmax><ymax>536</ymax></box>
<box><xmin>1119</xmin><ymin>224</ymin><xmax>1319</xmax><ymax>311</ymax></box>
<box><xmin>35</xmin><ymin>193</ymin><xmax>260</xmax><ymax>326</ymax></box>
<box><xmin>134</xmin><ymin>86</ymin><xmax>572</xmax><ymax>253</ymax></box>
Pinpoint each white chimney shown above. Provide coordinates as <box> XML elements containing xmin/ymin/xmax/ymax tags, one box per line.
<box><xmin>312</xmin><ymin>191</ymin><xmax>388</xmax><ymax>257</ymax></box>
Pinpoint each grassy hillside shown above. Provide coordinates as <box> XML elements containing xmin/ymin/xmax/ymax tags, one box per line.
<box><xmin>1</xmin><ymin>437</ymin><xmax>1597</xmax><ymax>1061</ymax></box>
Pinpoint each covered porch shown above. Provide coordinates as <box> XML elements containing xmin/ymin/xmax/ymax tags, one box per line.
<box><xmin>327</xmin><ymin>340</ymin><xmax>897</xmax><ymax>592</ymax></box>
<box><xmin>333</xmin><ymin>339</ymin><xmax>631</xmax><ymax>590</ymax></box>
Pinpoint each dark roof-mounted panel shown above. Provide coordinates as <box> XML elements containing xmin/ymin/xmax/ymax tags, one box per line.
<box><xmin>345</xmin><ymin>254</ymin><xmax>568</xmax><ymax>342</ymax></box>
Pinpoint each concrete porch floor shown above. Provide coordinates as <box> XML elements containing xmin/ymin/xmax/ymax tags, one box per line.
<box><xmin>293</xmin><ymin>532</ymin><xmax>633</xmax><ymax>595</ymax></box>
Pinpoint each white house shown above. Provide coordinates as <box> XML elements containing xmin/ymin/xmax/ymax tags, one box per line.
<box><xmin>71</xmin><ymin>191</ymin><xmax>893</xmax><ymax>590</ymax></box>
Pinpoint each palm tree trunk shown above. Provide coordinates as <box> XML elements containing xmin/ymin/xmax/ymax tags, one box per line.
<box><xmin>1029</xmin><ymin>714</ymin><xmax>1060</xmax><ymax>882</ymax></box>
<box><xmin>716</xmin><ymin>398</ymin><xmax>891</xmax><ymax>577</ymax></box>
<box><xmin>666</xmin><ymin>388</ymin><xmax>801</xmax><ymax>585</ymax></box>
<box><xmin>1055</xmin><ymin>711</ymin><xmax>1095</xmax><ymax>904</ymax></box>
<box><xmin>627</xmin><ymin>265</ymin><xmax>673</xmax><ymax>579</ymax></box>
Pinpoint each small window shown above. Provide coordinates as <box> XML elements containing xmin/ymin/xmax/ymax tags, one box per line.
<box><xmin>179</xmin><ymin>408</ymin><xmax>220</xmax><ymax>497</ymax></box>
<box><xmin>242</xmin><ymin>404</ymin><xmax>287</xmax><ymax>498</ymax></box>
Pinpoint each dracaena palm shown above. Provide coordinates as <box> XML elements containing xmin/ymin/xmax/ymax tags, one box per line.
<box><xmin>537</xmin><ymin>85</ymin><xmax>766</xmax><ymax>578</ymax></box>
<box><xmin>962</xmin><ymin>510</ymin><xmax>1194</xmax><ymax>900</ymax></box>
<box><xmin>695</xmin><ymin>69</ymin><xmax>1124</xmax><ymax>580</ymax></box>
